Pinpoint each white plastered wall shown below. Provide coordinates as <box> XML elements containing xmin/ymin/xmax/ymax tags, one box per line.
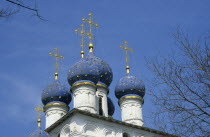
<box><xmin>48</xmin><ymin>112</ymin><xmax>166</xmax><ymax>137</ymax></box>
<box><xmin>119</xmin><ymin>97</ymin><xmax>144</xmax><ymax>126</ymax></box>
<box><xmin>44</xmin><ymin>105</ymin><xmax>69</xmax><ymax>129</ymax></box>
<box><xmin>72</xmin><ymin>84</ymin><xmax>97</xmax><ymax>114</ymax></box>
<box><xmin>96</xmin><ymin>86</ymin><xmax>108</xmax><ymax>117</ymax></box>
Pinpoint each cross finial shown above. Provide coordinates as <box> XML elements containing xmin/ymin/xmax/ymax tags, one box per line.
<box><xmin>119</xmin><ymin>41</ymin><xmax>134</xmax><ymax>74</ymax></box>
<box><xmin>34</xmin><ymin>105</ymin><xmax>43</xmax><ymax>128</ymax></box>
<box><xmin>82</xmin><ymin>13</ymin><xmax>99</xmax><ymax>53</ymax></box>
<box><xmin>75</xmin><ymin>24</ymin><xmax>88</xmax><ymax>58</ymax></box>
<box><xmin>49</xmin><ymin>48</ymin><xmax>64</xmax><ymax>80</ymax></box>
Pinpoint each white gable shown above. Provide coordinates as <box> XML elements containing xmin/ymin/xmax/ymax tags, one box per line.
<box><xmin>47</xmin><ymin>111</ymin><xmax>169</xmax><ymax>137</ymax></box>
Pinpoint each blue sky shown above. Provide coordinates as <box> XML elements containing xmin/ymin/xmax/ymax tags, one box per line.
<box><xmin>0</xmin><ymin>0</ymin><xmax>210</xmax><ymax>137</ymax></box>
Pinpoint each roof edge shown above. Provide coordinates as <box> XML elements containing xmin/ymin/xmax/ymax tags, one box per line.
<box><xmin>45</xmin><ymin>108</ymin><xmax>178</xmax><ymax>137</ymax></box>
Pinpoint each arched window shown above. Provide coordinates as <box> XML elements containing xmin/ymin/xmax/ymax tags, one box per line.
<box><xmin>99</xmin><ymin>96</ymin><xmax>103</xmax><ymax>115</ymax></box>
<box><xmin>123</xmin><ymin>132</ymin><xmax>130</xmax><ymax>137</ymax></box>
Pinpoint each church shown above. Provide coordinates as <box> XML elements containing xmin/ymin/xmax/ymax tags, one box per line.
<box><xmin>29</xmin><ymin>13</ymin><xmax>177</xmax><ymax>137</ymax></box>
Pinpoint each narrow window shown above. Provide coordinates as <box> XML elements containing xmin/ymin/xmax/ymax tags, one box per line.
<box><xmin>57</xmin><ymin>133</ymin><xmax>60</xmax><ymax>137</ymax></box>
<box><xmin>123</xmin><ymin>132</ymin><xmax>130</xmax><ymax>137</ymax></box>
<box><xmin>99</xmin><ymin>96</ymin><xmax>103</xmax><ymax>115</ymax></box>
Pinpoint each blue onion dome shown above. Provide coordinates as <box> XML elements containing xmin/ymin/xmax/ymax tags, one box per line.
<box><xmin>94</xmin><ymin>55</ymin><xmax>113</xmax><ymax>87</ymax></box>
<box><xmin>41</xmin><ymin>80</ymin><xmax>72</xmax><ymax>106</ymax></box>
<box><xmin>107</xmin><ymin>97</ymin><xmax>115</xmax><ymax>116</ymax></box>
<box><xmin>115</xmin><ymin>74</ymin><xmax>145</xmax><ymax>99</ymax></box>
<box><xmin>67</xmin><ymin>52</ymin><xmax>100</xmax><ymax>86</ymax></box>
<box><xmin>29</xmin><ymin>128</ymin><xmax>51</xmax><ymax>137</ymax></box>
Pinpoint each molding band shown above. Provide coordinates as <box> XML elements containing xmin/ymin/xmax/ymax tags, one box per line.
<box><xmin>71</xmin><ymin>82</ymin><xmax>96</xmax><ymax>90</ymax></box>
<box><xmin>96</xmin><ymin>83</ymin><xmax>109</xmax><ymax>91</ymax></box>
<box><xmin>118</xmin><ymin>96</ymin><xmax>144</xmax><ymax>105</ymax></box>
<box><xmin>44</xmin><ymin>103</ymin><xmax>68</xmax><ymax>111</ymax></box>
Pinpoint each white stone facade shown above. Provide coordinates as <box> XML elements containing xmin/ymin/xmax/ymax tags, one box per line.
<box><xmin>119</xmin><ymin>97</ymin><xmax>144</xmax><ymax>126</ymax></box>
<box><xmin>47</xmin><ymin>112</ymin><xmax>166</xmax><ymax>137</ymax></box>
<box><xmin>44</xmin><ymin>105</ymin><xmax>69</xmax><ymax>129</ymax></box>
<box><xmin>96</xmin><ymin>86</ymin><xmax>108</xmax><ymax>117</ymax></box>
<box><xmin>72</xmin><ymin>84</ymin><xmax>97</xmax><ymax>114</ymax></box>
<box><xmin>44</xmin><ymin>84</ymin><xmax>111</xmax><ymax>129</ymax></box>
<box><xmin>43</xmin><ymin>80</ymin><xmax>174</xmax><ymax>137</ymax></box>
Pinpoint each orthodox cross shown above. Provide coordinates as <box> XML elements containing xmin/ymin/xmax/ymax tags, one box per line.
<box><xmin>49</xmin><ymin>48</ymin><xmax>64</xmax><ymax>80</ymax></box>
<box><xmin>82</xmin><ymin>13</ymin><xmax>99</xmax><ymax>52</ymax></box>
<box><xmin>119</xmin><ymin>41</ymin><xmax>134</xmax><ymax>73</ymax></box>
<box><xmin>75</xmin><ymin>24</ymin><xmax>87</xmax><ymax>58</ymax></box>
<box><xmin>34</xmin><ymin>105</ymin><xmax>43</xmax><ymax>128</ymax></box>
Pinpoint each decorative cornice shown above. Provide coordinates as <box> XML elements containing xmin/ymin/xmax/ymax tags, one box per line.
<box><xmin>118</xmin><ymin>96</ymin><xmax>144</xmax><ymax>105</ymax></box>
<box><xmin>96</xmin><ymin>83</ymin><xmax>109</xmax><ymax>91</ymax></box>
<box><xmin>71</xmin><ymin>82</ymin><xmax>96</xmax><ymax>90</ymax></box>
<box><xmin>45</xmin><ymin>109</ymin><xmax>178</xmax><ymax>137</ymax></box>
<box><xmin>44</xmin><ymin>103</ymin><xmax>68</xmax><ymax>111</ymax></box>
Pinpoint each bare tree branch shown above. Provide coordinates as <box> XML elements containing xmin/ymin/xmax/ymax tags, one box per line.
<box><xmin>0</xmin><ymin>7</ymin><xmax>19</xmax><ymax>17</ymax></box>
<box><xmin>1</xmin><ymin>0</ymin><xmax>46</xmax><ymax>20</ymax></box>
<box><xmin>147</xmin><ymin>27</ymin><xmax>210</xmax><ymax>137</ymax></box>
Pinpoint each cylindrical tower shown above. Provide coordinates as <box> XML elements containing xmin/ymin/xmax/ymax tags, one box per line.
<box><xmin>42</xmin><ymin>48</ymin><xmax>72</xmax><ymax>129</ymax></box>
<box><xmin>96</xmin><ymin>84</ymin><xmax>109</xmax><ymax>116</ymax></box>
<box><xmin>71</xmin><ymin>82</ymin><xmax>98</xmax><ymax>113</ymax></box>
<box><xmin>42</xmin><ymin>73</ymin><xmax>72</xmax><ymax>128</ymax></box>
<box><xmin>115</xmin><ymin>41</ymin><xmax>145</xmax><ymax>126</ymax></box>
<box><xmin>119</xmin><ymin>96</ymin><xmax>144</xmax><ymax>125</ymax></box>
<box><xmin>115</xmin><ymin>75</ymin><xmax>145</xmax><ymax>126</ymax></box>
<box><xmin>43</xmin><ymin>102</ymin><xmax>69</xmax><ymax>128</ymax></box>
<box><xmin>95</xmin><ymin>56</ymin><xmax>113</xmax><ymax>117</ymax></box>
<box><xmin>68</xmin><ymin>13</ymin><xmax>114</xmax><ymax>115</ymax></box>
<box><xmin>68</xmin><ymin>52</ymin><xmax>99</xmax><ymax>114</ymax></box>
<box><xmin>68</xmin><ymin>15</ymin><xmax>101</xmax><ymax>114</ymax></box>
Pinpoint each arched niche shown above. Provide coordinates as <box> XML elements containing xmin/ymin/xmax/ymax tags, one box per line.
<box><xmin>123</xmin><ymin>132</ymin><xmax>130</xmax><ymax>137</ymax></box>
<box><xmin>83</xmin><ymin>123</ymin><xmax>99</xmax><ymax>136</ymax></box>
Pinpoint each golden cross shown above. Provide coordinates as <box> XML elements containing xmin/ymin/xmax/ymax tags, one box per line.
<box><xmin>119</xmin><ymin>41</ymin><xmax>134</xmax><ymax>66</ymax></box>
<box><xmin>35</xmin><ymin>105</ymin><xmax>43</xmax><ymax>118</ymax></box>
<box><xmin>82</xmin><ymin>13</ymin><xmax>99</xmax><ymax>51</ymax></box>
<box><xmin>75</xmin><ymin>24</ymin><xmax>88</xmax><ymax>58</ymax></box>
<box><xmin>49</xmin><ymin>48</ymin><xmax>64</xmax><ymax>79</ymax></box>
<box><xmin>34</xmin><ymin>105</ymin><xmax>43</xmax><ymax>127</ymax></box>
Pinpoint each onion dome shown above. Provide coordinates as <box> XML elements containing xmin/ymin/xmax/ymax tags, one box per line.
<box><xmin>69</xmin><ymin>13</ymin><xmax>112</xmax><ymax>87</ymax></box>
<box><xmin>29</xmin><ymin>128</ymin><xmax>51</xmax><ymax>137</ymax></box>
<box><xmin>41</xmin><ymin>80</ymin><xmax>72</xmax><ymax>106</ymax></box>
<box><xmin>107</xmin><ymin>97</ymin><xmax>115</xmax><ymax>116</ymax></box>
<box><xmin>115</xmin><ymin>74</ymin><xmax>145</xmax><ymax>99</ymax></box>
<box><xmin>67</xmin><ymin>52</ymin><xmax>100</xmax><ymax>86</ymax></box>
<box><xmin>94</xmin><ymin>55</ymin><xmax>113</xmax><ymax>87</ymax></box>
